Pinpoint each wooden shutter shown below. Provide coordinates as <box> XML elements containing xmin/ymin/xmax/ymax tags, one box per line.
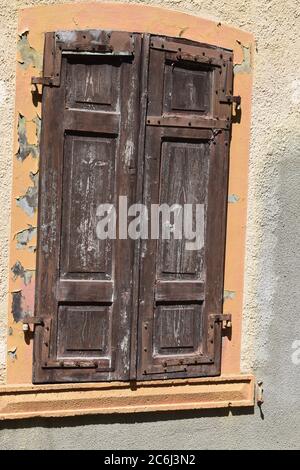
<box><xmin>33</xmin><ymin>31</ymin><xmax>233</xmax><ymax>383</ymax></box>
<box><xmin>33</xmin><ymin>31</ymin><xmax>142</xmax><ymax>383</ymax></box>
<box><xmin>136</xmin><ymin>36</ymin><xmax>233</xmax><ymax>380</ymax></box>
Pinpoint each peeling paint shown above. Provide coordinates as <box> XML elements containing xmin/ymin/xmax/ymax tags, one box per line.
<box><xmin>17</xmin><ymin>31</ymin><xmax>42</xmax><ymax>70</ymax></box>
<box><xmin>16</xmin><ymin>114</ymin><xmax>39</xmax><ymax>161</ymax></box>
<box><xmin>224</xmin><ymin>290</ymin><xmax>236</xmax><ymax>300</ymax></box>
<box><xmin>14</xmin><ymin>225</ymin><xmax>37</xmax><ymax>249</ymax></box>
<box><xmin>11</xmin><ymin>261</ymin><xmax>34</xmax><ymax>285</ymax></box>
<box><xmin>11</xmin><ymin>291</ymin><xmax>24</xmax><ymax>322</ymax></box>
<box><xmin>234</xmin><ymin>40</ymin><xmax>252</xmax><ymax>74</ymax></box>
<box><xmin>33</xmin><ymin>115</ymin><xmax>41</xmax><ymax>143</ymax></box>
<box><xmin>8</xmin><ymin>347</ymin><xmax>17</xmax><ymax>362</ymax></box>
<box><xmin>228</xmin><ymin>194</ymin><xmax>240</xmax><ymax>203</ymax></box>
<box><xmin>16</xmin><ymin>171</ymin><xmax>39</xmax><ymax>216</ymax></box>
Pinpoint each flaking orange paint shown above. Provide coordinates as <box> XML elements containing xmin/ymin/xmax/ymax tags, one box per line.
<box><xmin>7</xmin><ymin>2</ymin><xmax>254</xmax><ymax>385</ymax></box>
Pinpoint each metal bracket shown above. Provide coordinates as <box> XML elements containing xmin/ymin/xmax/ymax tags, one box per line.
<box><xmin>175</xmin><ymin>52</ymin><xmax>214</xmax><ymax>66</ymax></box>
<box><xmin>257</xmin><ymin>380</ymin><xmax>264</xmax><ymax>405</ymax></box>
<box><xmin>226</xmin><ymin>95</ymin><xmax>241</xmax><ymax>110</ymax></box>
<box><xmin>22</xmin><ymin>316</ymin><xmax>44</xmax><ymax>332</ymax></box>
<box><xmin>31</xmin><ymin>76</ymin><xmax>55</xmax><ymax>87</ymax></box>
<box><xmin>210</xmin><ymin>313</ymin><xmax>232</xmax><ymax>329</ymax></box>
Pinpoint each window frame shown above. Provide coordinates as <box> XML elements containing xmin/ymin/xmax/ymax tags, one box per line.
<box><xmin>3</xmin><ymin>3</ymin><xmax>255</xmax><ymax>418</ymax></box>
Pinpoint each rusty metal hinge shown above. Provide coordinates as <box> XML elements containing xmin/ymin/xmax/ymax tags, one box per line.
<box><xmin>22</xmin><ymin>316</ymin><xmax>44</xmax><ymax>332</ymax></box>
<box><xmin>31</xmin><ymin>76</ymin><xmax>56</xmax><ymax>87</ymax></box>
<box><xmin>210</xmin><ymin>313</ymin><xmax>232</xmax><ymax>329</ymax></box>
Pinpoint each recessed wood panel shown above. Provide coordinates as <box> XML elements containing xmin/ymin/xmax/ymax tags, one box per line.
<box><xmin>57</xmin><ymin>305</ymin><xmax>112</xmax><ymax>358</ymax></box>
<box><xmin>66</xmin><ymin>56</ymin><xmax>121</xmax><ymax>111</ymax></box>
<box><xmin>60</xmin><ymin>134</ymin><xmax>115</xmax><ymax>279</ymax></box>
<box><xmin>157</xmin><ymin>140</ymin><xmax>209</xmax><ymax>280</ymax></box>
<box><xmin>153</xmin><ymin>304</ymin><xmax>202</xmax><ymax>356</ymax></box>
<box><xmin>164</xmin><ymin>62</ymin><xmax>212</xmax><ymax>114</ymax></box>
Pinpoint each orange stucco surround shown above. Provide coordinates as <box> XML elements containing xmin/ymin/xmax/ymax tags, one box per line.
<box><xmin>1</xmin><ymin>3</ymin><xmax>255</xmax><ymax>419</ymax></box>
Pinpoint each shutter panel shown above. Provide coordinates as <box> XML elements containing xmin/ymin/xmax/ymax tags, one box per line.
<box><xmin>33</xmin><ymin>31</ymin><xmax>233</xmax><ymax>383</ymax></box>
<box><xmin>136</xmin><ymin>36</ymin><xmax>233</xmax><ymax>380</ymax></box>
<box><xmin>33</xmin><ymin>31</ymin><xmax>142</xmax><ymax>383</ymax></box>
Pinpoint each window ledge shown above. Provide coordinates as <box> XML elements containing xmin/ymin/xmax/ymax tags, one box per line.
<box><xmin>0</xmin><ymin>375</ymin><xmax>255</xmax><ymax>420</ymax></box>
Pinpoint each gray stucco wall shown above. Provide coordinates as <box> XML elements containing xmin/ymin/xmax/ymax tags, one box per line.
<box><xmin>0</xmin><ymin>0</ymin><xmax>300</xmax><ymax>449</ymax></box>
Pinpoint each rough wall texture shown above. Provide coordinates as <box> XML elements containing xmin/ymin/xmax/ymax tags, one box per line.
<box><xmin>0</xmin><ymin>0</ymin><xmax>299</xmax><ymax>449</ymax></box>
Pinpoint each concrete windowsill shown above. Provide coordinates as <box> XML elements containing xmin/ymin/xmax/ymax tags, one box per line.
<box><xmin>0</xmin><ymin>374</ymin><xmax>255</xmax><ymax>420</ymax></box>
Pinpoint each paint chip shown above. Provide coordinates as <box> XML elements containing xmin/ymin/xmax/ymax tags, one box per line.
<box><xmin>17</xmin><ymin>31</ymin><xmax>43</xmax><ymax>70</ymax></box>
<box><xmin>11</xmin><ymin>260</ymin><xmax>34</xmax><ymax>285</ymax></box>
<box><xmin>234</xmin><ymin>40</ymin><xmax>252</xmax><ymax>74</ymax></box>
<box><xmin>8</xmin><ymin>347</ymin><xmax>17</xmax><ymax>362</ymax></box>
<box><xmin>224</xmin><ymin>290</ymin><xmax>236</xmax><ymax>300</ymax></box>
<box><xmin>16</xmin><ymin>114</ymin><xmax>40</xmax><ymax>161</ymax></box>
<box><xmin>11</xmin><ymin>291</ymin><xmax>24</xmax><ymax>322</ymax></box>
<box><xmin>16</xmin><ymin>171</ymin><xmax>39</xmax><ymax>217</ymax></box>
<box><xmin>228</xmin><ymin>194</ymin><xmax>240</xmax><ymax>203</ymax></box>
<box><xmin>15</xmin><ymin>225</ymin><xmax>37</xmax><ymax>249</ymax></box>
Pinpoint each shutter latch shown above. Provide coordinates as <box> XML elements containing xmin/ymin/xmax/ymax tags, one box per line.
<box><xmin>22</xmin><ymin>316</ymin><xmax>44</xmax><ymax>332</ymax></box>
<box><xmin>31</xmin><ymin>77</ymin><xmax>55</xmax><ymax>87</ymax></box>
<box><xmin>210</xmin><ymin>313</ymin><xmax>232</xmax><ymax>329</ymax></box>
<box><xmin>226</xmin><ymin>95</ymin><xmax>241</xmax><ymax>110</ymax></box>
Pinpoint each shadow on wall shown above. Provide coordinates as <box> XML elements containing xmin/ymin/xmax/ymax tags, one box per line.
<box><xmin>269</xmin><ymin>127</ymin><xmax>300</xmax><ymax>407</ymax></box>
<box><xmin>0</xmin><ymin>406</ymin><xmax>255</xmax><ymax>430</ymax></box>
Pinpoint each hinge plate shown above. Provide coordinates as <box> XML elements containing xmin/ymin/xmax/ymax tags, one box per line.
<box><xmin>210</xmin><ymin>313</ymin><xmax>232</xmax><ymax>329</ymax></box>
<box><xmin>22</xmin><ymin>316</ymin><xmax>44</xmax><ymax>331</ymax></box>
<box><xmin>31</xmin><ymin>77</ymin><xmax>55</xmax><ymax>87</ymax></box>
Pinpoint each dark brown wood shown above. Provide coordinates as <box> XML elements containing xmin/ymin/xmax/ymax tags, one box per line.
<box><xmin>129</xmin><ymin>33</ymin><xmax>151</xmax><ymax>381</ymax></box>
<box><xmin>57</xmin><ymin>281</ymin><xmax>113</xmax><ymax>303</ymax></box>
<box><xmin>33</xmin><ymin>31</ymin><xmax>142</xmax><ymax>383</ymax></box>
<box><xmin>146</xmin><ymin>115</ymin><xmax>228</xmax><ymax>129</ymax></box>
<box><xmin>64</xmin><ymin>110</ymin><xmax>119</xmax><ymax>134</ymax></box>
<box><xmin>156</xmin><ymin>281</ymin><xmax>205</xmax><ymax>302</ymax></box>
<box><xmin>136</xmin><ymin>34</ymin><xmax>233</xmax><ymax>380</ymax></box>
<box><xmin>34</xmin><ymin>30</ymin><xmax>233</xmax><ymax>384</ymax></box>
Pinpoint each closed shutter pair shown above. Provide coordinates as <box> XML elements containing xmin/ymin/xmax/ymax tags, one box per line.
<box><xmin>31</xmin><ymin>30</ymin><xmax>233</xmax><ymax>383</ymax></box>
